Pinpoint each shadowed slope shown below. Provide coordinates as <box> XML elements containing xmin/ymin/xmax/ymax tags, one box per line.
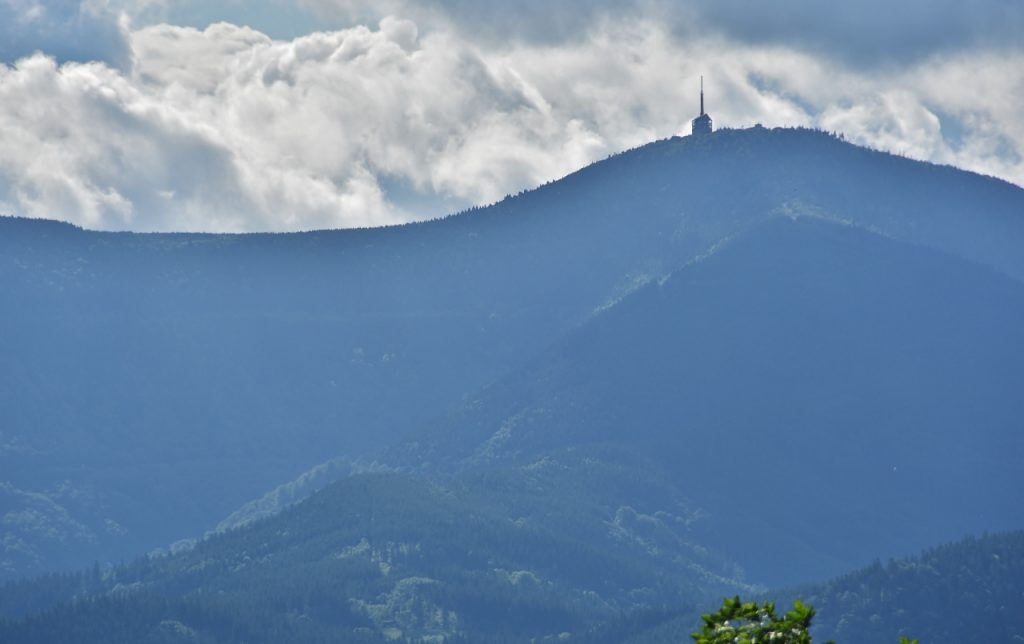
<box><xmin>391</xmin><ymin>216</ymin><xmax>1024</xmax><ymax>585</ymax></box>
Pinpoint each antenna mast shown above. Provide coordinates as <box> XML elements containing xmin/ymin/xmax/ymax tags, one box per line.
<box><xmin>690</xmin><ymin>74</ymin><xmax>713</xmax><ymax>136</ymax></box>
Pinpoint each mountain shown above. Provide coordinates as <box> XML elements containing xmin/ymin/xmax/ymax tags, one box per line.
<box><xmin>3</xmin><ymin>212</ymin><xmax>1023</xmax><ymax>641</ymax></box>
<box><xmin>2</xmin><ymin>126</ymin><xmax>1023</xmax><ymax>582</ymax></box>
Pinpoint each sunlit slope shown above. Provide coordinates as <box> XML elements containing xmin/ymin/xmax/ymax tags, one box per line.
<box><xmin>0</xmin><ymin>468</ymin><xmax>747</xmax><ymax>642</ymax></box>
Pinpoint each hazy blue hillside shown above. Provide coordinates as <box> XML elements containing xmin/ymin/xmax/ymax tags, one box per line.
<box><xmin>391</xmin><ymin>216</ymin><xmax>1024</xmax><ymax>586</ymax></box>
<box><xmin>2</xmin><ymin>126</ymin><xmax>1023</xmax><ymax>581</ymax></box>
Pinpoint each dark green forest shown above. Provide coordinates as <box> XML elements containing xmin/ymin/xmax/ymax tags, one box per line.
<box><xmin>0</xmin><ymin>473</ymin><xmax>701</xmax><ymax>642</ymax></box>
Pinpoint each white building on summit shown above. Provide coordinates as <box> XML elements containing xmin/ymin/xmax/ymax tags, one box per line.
<box><xmin>691</xmin><ymin>76</ymin><xmax>712</xmax><ymax>136</ymax></box>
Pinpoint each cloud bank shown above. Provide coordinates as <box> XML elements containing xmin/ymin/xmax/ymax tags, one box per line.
<box><xmin>301</xmin><ymin>0</ymin><xmax>1024</xmax><ymax>63</ymax></box>
<box><xmin>0</xmin><ymin>2</ymin><xmax>1021</xmax><ymax>232</ymax></box>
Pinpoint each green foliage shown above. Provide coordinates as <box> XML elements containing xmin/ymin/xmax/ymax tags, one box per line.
<box><xmin>691</xmin><ymin>596</ymin><xmax>831</xmax><ymax>644</ymax></box>
<box><xmin>692</xmin><ymin>597</ymin><xmax>923</xmax><ymax>644</ymax></box>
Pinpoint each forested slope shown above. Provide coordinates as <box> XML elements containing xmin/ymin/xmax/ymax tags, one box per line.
<box><xmin>615</xmin><ymin>531</ymin><xmax>1024</xmax><ymax>644</ymax></box>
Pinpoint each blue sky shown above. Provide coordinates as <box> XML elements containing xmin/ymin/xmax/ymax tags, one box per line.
<box><xmin>0</xmin><ymin>0</ymin><xmax>1021</xmax><ymax>232</ymax></box>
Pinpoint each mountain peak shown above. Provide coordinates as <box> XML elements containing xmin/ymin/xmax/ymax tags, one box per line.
<box><xmin>2</xmin><ymin>123</ymin><xmax>1023</xmax><ymax>585</ymax></box>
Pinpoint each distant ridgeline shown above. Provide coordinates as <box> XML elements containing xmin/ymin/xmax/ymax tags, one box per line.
<box><xmin>1</xmin><ymin>124</ymin><xmax>1023</xmax><ymax>644</ymax></box>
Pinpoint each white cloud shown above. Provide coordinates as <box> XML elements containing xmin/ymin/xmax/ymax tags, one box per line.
<box><xmin>0</xmin><ymin>12</ymin><xmax>1021</xmax><ymax>232</ymax></box>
